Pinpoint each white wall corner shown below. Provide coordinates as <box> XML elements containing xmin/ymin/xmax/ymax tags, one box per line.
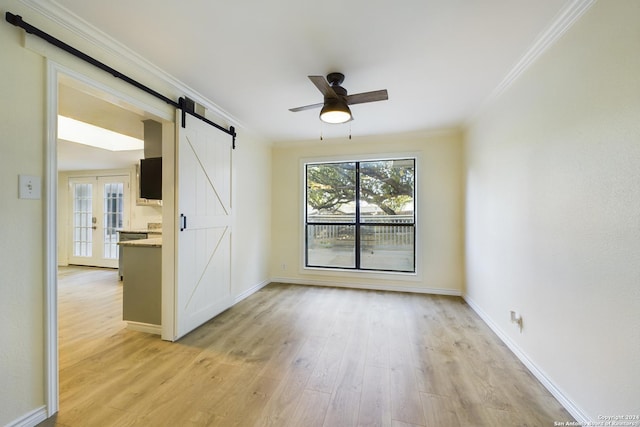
<box><xmin>234</xmin><ymin>279</ymin><xmax>271</xmax><ymax>305</ymax></box>
<box><xmin>468</xmin><ymin>0</ymin><xmax>597</xmax><ymax>125</ymax></box>
<box><xmin>462</xmin><ymin>295</ymin><xmax>592</xmax><ymax>424</ymax></box>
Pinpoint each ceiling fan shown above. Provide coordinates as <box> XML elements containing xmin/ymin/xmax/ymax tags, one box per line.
<box><xmin>289</xmin><ymin>72</ymin><xmax>388</xmax><ymax>124</ymax></box>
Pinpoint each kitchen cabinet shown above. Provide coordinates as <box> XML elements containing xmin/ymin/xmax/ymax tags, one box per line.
<box><xmin>120</xmin><ymin>239</ymin><xmax>162</xmax><ymax>329</ymax></box>
<box><xmin>117</xmin><ymin>231</ymin><xmax>148</xmax><ymax>280</ymax></box>
<box><xmin>117</xmin><ymin>228</ymin><xmax>162</xmax><ymax>280</ymax></box>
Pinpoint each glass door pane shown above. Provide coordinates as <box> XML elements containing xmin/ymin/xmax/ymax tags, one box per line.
<box><xmin>72</xmin><ymin>183</ymin><xmax>93</xmax><ymax>257</ymax></box>
<box><xmin>103</xmin><ymin>182</ymin><xmax>124</xmax><ymax>259</ymax></box>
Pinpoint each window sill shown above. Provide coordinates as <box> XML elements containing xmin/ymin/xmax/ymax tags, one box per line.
<box><xmin>301</xmin><ymin>265</ymin><xmax>420</xmax><ymax>282</ymax></box>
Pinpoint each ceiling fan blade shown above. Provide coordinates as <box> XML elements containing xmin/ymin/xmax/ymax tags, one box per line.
<box><xmin>308</xmin><ymin>75</ymin><xmax>338</xmax><ymax>99</ymax></box>
<box><xmin>289</xmin><ymin>102</ymin><xmax>324</xmax><ymax>112</ymax></box>
<box><xmin>346</xmin><ymin>89</ymin><xmax>388</xmax><ymax>105</ymax></box>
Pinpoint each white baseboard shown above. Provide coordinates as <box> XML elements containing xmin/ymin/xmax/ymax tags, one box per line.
<box><xmin>463</xmin><ymin>295</ymin><xmax>590</xmax><ymax>424</ymax></box>
<box><xmin>126</xmin><ymin>321</ymin><xmax>162</xmax><ymax>335</ymax></box>
<box><xmin>6</xmin><ymin>405</ymin><xmax>48</xmax><ymax>427</ymax></box>
<box><xmin>270</xmin><ymin>276</ymin><xmax>462</xmax><ymax>296</ymax></box>
<box><xmin>234</xmin><ymin>279</ymin><xmax>271</xmax><ymax>304</ymax></box>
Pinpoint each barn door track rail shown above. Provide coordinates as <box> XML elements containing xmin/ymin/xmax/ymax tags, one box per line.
<box><xmin>5</xmin><ymin>12</ymin><xmax>236</xmax><ymax>148</ymax></box>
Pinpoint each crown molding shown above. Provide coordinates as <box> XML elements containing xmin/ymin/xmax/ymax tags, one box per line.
<box><xmin>468</xmin><ymin>0</ymin><xmax>597</xmax><ymax>126</ymax></box>
<box><xmin>17</xmin><ymin>0</ymin><xmax>243</xmax><ymax>129</ymax></box>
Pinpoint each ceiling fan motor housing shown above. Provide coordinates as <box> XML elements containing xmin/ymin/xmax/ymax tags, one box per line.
<box><xmin>326</xmin><ymin>73</ymin><xmax>348</xmax><ymax>102</ymax></box>
<box><xmin>326</xmin><ymin>72</ymin><xmax>345</xmax><ymax>86</ymax></box>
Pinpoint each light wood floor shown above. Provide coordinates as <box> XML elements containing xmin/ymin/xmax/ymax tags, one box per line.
<box><xmin>45</xmin><ymin>266</ymin><xmax>574</xmax><ymax>426</ymax></box>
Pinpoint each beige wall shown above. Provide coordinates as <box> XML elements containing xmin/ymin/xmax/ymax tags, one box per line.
<box><xmin>232</xmin><ymin>128</ymin><xmax>273</xmax><ymax>296</ymax></box>
<box><xmin>464</xmin><ymin>0</ymin><xmax>640</xmax><ymax>420</ymax></box>
<box><xmin>271</xmin><ymin>131</ymin><xmax>465</xmax><ymax>293</ymax></box>
<box><xmin>0</xmin><ymin>0</ymin><xmax>272</xmax><ymax>424</ymax></box>
<box><xmin>0</xmin><ymin>1</ymin><xmax>47</xmax><ymax>423</ymax></box>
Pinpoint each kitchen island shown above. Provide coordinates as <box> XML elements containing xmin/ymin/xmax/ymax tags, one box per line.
<box><xmin>117</xmin><ymin>227</ymin><xmax>162</xmax><ymax>280</ymax></box>
<box><xmin>119</xmin><ymin>237</ymin><xmax>162</xmax><ymax>334</ymax></box>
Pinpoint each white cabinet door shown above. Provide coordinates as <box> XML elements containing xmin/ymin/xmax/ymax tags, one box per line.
<box><xmin>68</xmin><ymin>176</ymin><xmax>129</xmax><ymax>268</ymax></box>
<box><xmin>173</xmin><ymin>112</ymin><xmax>233</xmax><ymax>339</ymax></box>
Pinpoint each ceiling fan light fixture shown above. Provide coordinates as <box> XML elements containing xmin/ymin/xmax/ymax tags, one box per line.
<box><xmin>319</xmin><ymin>100</ymin><xmax>352</xmax><ymax>124</ymax></box>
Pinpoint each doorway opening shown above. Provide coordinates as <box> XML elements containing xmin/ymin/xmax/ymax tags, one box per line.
<box><xmin>56</xmin><ymin>72</ymin><xmax>155</xmax><ymax>265</ymax></box>
<box><xmin>46</xmin><ymin>62</ymin><xmax>174</xmax><ymax>416</ymax></box>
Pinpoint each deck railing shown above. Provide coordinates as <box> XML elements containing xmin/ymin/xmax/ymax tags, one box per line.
<box><xmin>308</xmin><ymin>215</ymin><xmax>414</xmax><ymax>248</ymax></box>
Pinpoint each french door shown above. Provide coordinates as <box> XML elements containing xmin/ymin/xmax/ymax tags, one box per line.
<box><xmin>68</xmin><ymin>175</ymin><xmax>130</xmax><ymax>268</ymax></box>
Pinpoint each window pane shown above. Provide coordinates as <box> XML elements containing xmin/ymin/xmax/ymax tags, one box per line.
<box><xmin>306</xmin><ymin>163</ymin><xmax>356</xmax><ymax>223</ymax></box>
<box><xmin>360</xmin><ymin>225</ymin><xmax>414</xmax><ymax>272</ymax></box>
<box><xmin>306</xmin><ymin>224</ymin><xmax>355</xmax><ymax>268</ymax></box>
<box><xmin>359</xmin><ymin>159</ymin><xmax>414</xmax><ymax>223</ymax></box>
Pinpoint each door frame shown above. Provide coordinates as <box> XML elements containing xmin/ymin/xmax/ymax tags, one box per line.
<box><xmin>45</xmin><ymin>60</ymin><xmax>175</xmax><ymax>416</ymax></box>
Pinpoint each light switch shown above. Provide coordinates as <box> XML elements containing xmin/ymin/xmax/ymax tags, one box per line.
<box><xmin>19</xmin><ymin>174</ymin><xmax>41</xmax><ymax>199</ymax></box>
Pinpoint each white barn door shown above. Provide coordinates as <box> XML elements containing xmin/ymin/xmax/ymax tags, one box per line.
<box><xmin>174</xmin><ymin>112</ymin><xmax>233</xmax><ymax>339</ymax></box>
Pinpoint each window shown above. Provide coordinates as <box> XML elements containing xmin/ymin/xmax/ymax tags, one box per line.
<box><xmin>305</xmin><ymin>158</ymin><xmax>415</xmax><ymax>273</ymax></box>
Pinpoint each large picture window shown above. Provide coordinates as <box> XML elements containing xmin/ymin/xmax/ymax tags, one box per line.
<box><xmin>305</xmin><ymin>158</ymin><xmax>415</xmax><ymax>273</ymax></box>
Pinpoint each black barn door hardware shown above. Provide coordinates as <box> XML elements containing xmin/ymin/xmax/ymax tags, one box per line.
<box><xmin>179</xmin><ymin>97</ymin><xmax>236</xmax><ymax>149</ymax></box>
<box><xmin>180</xmin><ymin>214</ymin><xmax>187</xmax><ymax>231</ymax></box>
<box><xmin>5</xmin><ymin>12</ymin><xmax>237</xmax><ymax>148</ymax></box>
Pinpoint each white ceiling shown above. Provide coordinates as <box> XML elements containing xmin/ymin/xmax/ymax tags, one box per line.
<box><xmin>57</xmin><ymin>82</ymin><xmax>146</xmax><ymax>171</ymax></box>
<box><xmin>45</xmin><ymin>0</ymin><xmax>574</xmax><ymax>146</ymax></box>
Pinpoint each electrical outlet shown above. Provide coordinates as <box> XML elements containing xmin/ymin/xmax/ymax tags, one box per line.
<box><xmin>19</xmin><ymin>175</ymin><xmax>41</xmax><ymax>200</ymax></box>
<box><xmin>281</xmin><ymin>263</ymin><xmax>287</xmax><ymax>271</ymax></box>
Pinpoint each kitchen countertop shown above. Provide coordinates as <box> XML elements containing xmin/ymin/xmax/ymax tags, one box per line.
<box><xmin>118</xmin><ymin>237</ymin><xmax>162</xmax><ymax>247</ymax></box>
<box><xmin>117</xmin><ymin>229</ymin><xmax>163</xmax><ymax>235</ymax></box>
